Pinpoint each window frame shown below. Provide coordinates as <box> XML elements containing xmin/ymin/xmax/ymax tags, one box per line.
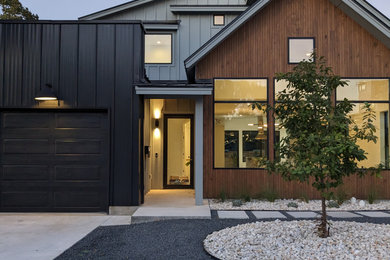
<box><xmin>213</xmin><ymin>14</ymin><xmax>225</xmax><ymax>26</ymax></box>
<box><xmin>287</xmin><ymin>37</ymin><xmax>316</xmax><ymax>65</ymax></box>
<box><xmin>144</xmin><ymin>33</ymin><xmax>173</xmax><ymax>65</ymax></box>
<box><xmin>274</xmin><ymin>77</ymin><xmax>390</xmax><ymax>169</ymax></box>
<box><xmin>213</xmin><ymin>77</ymin><xmax>269</xmax><ymax>170</ymax></box>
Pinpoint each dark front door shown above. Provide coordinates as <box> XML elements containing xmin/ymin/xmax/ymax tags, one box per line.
<box><xmin>163</xmin><ymin>115</ymin><xmax>194</xmax><ymax>189</ymax></box>
<box><xmin>0</xmin><ymin>111</ymin><xmax>109</xmax><ymax>212</ymax></box>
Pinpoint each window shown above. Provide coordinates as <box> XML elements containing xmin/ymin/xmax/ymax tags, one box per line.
<box><xmin>213</xmin><ymin>15</ymin><xmax>225</xmax><ymax>26</ymax></box>
<box><xmin>145</xmin><ymin>34</ymin><xmax>172</xmax><ymax>64</ymax></box>
<box><xmin>214</xmin><ymin>79</ymin><xmax>268</xmax><ymax>168</ymax></box>
<box><xmin>288</xmin><ymin>38</ymin><xmax>314</xmax><ymax>64</ymax></box>
<box><xmin>337</xmin><ymin>79</ymin><xmax>390</xmax><ymax>168</ymax></box>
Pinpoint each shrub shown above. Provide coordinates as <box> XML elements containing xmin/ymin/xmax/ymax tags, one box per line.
<box><xmin>287</xmin><ymin>202</ymin><xmax>298</xmax><ymax>208</ymax></box>
<box><xmin>368</xmin><ymin>190</ymin><xmax>377</xmax><ymax>204</ymax></box>
<box><xmin>261</xmin><ymin>189</ymin><xmax>279</xmax><ymax>202</ymax></box>
<box><xmin>335</xmin><ymin>188</ymin><xmax>349</xmax><ymax>206</ymax></box>
<box><xmin>327</xmin><ymin>200</ymin><xmax>340</xmax><ymax>208</ymax></box>
<box><xmin>219</xmin><ymin>190</ymin><xmax>226</xmax><ymax>202</ymax></box>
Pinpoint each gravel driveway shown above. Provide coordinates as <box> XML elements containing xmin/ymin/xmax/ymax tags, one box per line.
<box><xmin>56</xmin><ymin>217</ymin><xmax>390</xmax><ymax>260</ymax></box>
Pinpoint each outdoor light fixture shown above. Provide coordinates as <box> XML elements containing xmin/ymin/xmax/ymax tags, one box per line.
<box><xmin>34</xmin><ymin>84</ymin><xmax>58</xmax><ymax>101</ymax></box>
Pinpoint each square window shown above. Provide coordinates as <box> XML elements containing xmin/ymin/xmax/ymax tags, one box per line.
<box><xmin>213</xmin><ymin>15</ymin><xmax>225</xmax><ymax>26</ymax></box>
<box><xmin>288</xmin><ymin>38</ymin><xmax>314</xmax><ymax>64</ymax></box>
<box><xmin>145</xmin><ymin>34</ymin><xmax>172</xmax><ymax>64</ymax></box>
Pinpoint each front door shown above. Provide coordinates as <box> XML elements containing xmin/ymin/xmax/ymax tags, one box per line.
<box><xmin>163</xmin><ymin>115</ymin><xmax>194</xmax><ymax>189</ymax></box>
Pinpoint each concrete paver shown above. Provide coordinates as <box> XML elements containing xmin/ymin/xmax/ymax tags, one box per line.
<box><xmin>356</xmin><ymin>211</ymin><xmax>390</xmax><ymax>218</ymax></box>
<box><xmin>286</xmin><ymin>211</ymin><xmax>319</xmax><ymax>218</ymax></box>
<box><xmin>252</xmin><ymin>211</ymin><xmax>287</xmax><ymax>219</ymax></box>
<box><xmin>327</xmin><ymin>211</ymin><xmax>362</xmax><ymax>218</ymax></box>
<box><xmin>217</xmin><ymin>211</ymin><xmax>249</xmax><ymax>219</ymax></box>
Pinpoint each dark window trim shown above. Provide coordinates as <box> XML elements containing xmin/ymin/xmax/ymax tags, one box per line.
<box><xmin>287</xmin><ymin>37</ymin><xmax>315</xmax><ymax>65</ymax></box>
<box><xmin>145</xmin><ymin>33</ymin><xmax>173</xmax><ymax>65</ymax></box>
<box><xmin>213</xmin><ymin>77</ymin><xmax>269</xmax><ymax>170</ymax></box>
<box><xmin>273</xmin><ymin>77</ymin><xmax>390</xmax><ymax>170</ymax></box>
<box><xmin>163</xmin><ymin>114</ymin><xmax>194</xmax><ymax>189</ymax></box>
<box><xmin>213</xmin><ymin>14</ymin><xmax>225</xmax><ymax>26</ymax></box>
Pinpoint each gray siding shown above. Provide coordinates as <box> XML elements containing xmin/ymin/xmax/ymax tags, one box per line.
<box><xmin>102</xmin><ymin>0</ymin><xmax>246</xmax><ymax>80</ymax></box>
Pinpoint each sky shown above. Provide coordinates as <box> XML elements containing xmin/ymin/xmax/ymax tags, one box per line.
<box><xmin>16</xmin><ymin>0</ymin><xmax>390</xmax><ymax>20</ymax></box>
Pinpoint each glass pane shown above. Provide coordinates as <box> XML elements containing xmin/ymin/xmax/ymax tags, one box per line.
<box><xmin>145</xmin><ymin>34</ymin><xmax>172</xmax><ymax>64</ymax></box>
<box><xmin>337</xmin><ymin>79</ymin><xmax>389</xmax><ymax>101</ymax></box>
<box><xmin>214</xmin><ymin>15</ymin><xmax>224</xmax><ymax>25</ymax></box>
<box><xmin>214</xmin><ymin>79</ymin><xmax>267</xmax><ymax>101</ymax></box>
<box><xmin>349</xmin><ymin>103</ymin><xmax>389</xmax><ymax>168</ymax></box>
<box><xmin>167</xmin><ymin>118</ymin><xmax>191</xmax><ymax>185</ymax></box>
<box><xmin>289</xmin><ymin>38</ymin><xmax>314</xmax><ymax>63</ymax></box>
<box><xmin>214</xmin><ymin>103</ymin><xmax>267</xmax><ymax>168</ymax></box>
<box><xmin>275</xmin><ymin>79</ymin><xmax>289</xmax><ymax>101</ymax></box>
<box><xmin>224</xmin><ymin>131</ymin><xmax>239</xmax><ymax>168</ymax></box>
<box><xmin>243</xmin><ymin>131</ymin><xmax>267</xmax><ymax>168</ymax></box>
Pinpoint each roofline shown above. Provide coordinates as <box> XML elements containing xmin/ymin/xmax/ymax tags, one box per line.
<box><xmin>184</xmin><ymin>0</ymin><xmax>271</xmax><ymax>71</ymax></box>
<box><xmin>170</xmin><ymin>5</ymin><xmax>247</xmax><ymax>14</ymax></box>
<box><xmin>184</xmin><ymin>0</ymin><xmax>390</xmax><ymax>81</ymax></box>
<box><xmin>0</xmin><ymin>20</ymin><xmax>143</xmax><ymax>24</ymax></box>
<box><xmin>79</xmin><ymin>0</ymin><xmax>154</xmax><ymax>20</ymax></box>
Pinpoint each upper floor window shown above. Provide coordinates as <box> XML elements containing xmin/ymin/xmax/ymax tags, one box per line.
<box><xmin>288</xmin><ymin>38</ymin><xmax>314</xmax><ymax>64</ymax></box>
<box><xmin>145</xmin><ymin>34</ymin><xmax>172</xmax><ymax>64</ymax></box>
<box><xmin>213</xmin><ymin>15</ymin><xmax>225</xmax><ymax>26</ymax></box>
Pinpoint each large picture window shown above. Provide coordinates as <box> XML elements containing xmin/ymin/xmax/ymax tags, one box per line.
<box><xmin>214</xmin><ymin>79</ymin><xmax>268</xmax><ymax>168</ymax></box>
<box><xmin>337</xmin><ymin>79</ymin><xmax>390</xmax><ymax>168</ymax></box>
<box><xmin>145</xmin><ymin>34</ymin><xmax>172</xmax><ymax>64</ymax></box>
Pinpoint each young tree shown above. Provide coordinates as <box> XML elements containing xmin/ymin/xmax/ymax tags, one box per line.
<box><xmin>0</xmin><ymin>0</ymin><xmax>38</xmax><ymax>20</ymax></box>
<box><xmin>258</xmin><ymin>55</ymin><xmax>380</xmax><ymax>238</ymax></box>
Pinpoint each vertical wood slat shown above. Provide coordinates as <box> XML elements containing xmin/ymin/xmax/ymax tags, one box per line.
<box><xmin>199</xmin><ymin>0</ymin><xmax>390</xmax><ymax>199</ymax></box>
<box><xmin>0</xmin><ymin>24</ymin><xmax>4</xmax><ymax>107</ymax></box>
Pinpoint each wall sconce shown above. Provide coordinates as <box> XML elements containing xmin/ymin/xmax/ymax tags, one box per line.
<box><xmin>154</xmin><ymin>118</ymin><xmax>160</xmax><ymax>128</ymax></box>
<box><xmin>35</xmin><ymin>84</ymin><xmax>58</xmax><ymax>101</ymax></box>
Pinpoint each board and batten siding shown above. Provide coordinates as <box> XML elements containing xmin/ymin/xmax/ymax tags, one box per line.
<box><xmin>0</xmin><ymin>21</ymin><xmax>145</xmax><ymax>206</ymax></box>
<box><xmin>101</xmin><ymin>0</ymin><xmax>246</xmax><ymax>80</ymax></box>
<box><xmin>196</xmin><ymin>0</ymin><xmax>390</xmax><ymax>199</ymax></box>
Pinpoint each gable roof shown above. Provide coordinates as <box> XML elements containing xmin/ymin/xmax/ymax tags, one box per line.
<box><xmin>79</xmin><ymin>0</ymin><xmax>154</xmax><ymax>20</ymax></box>
<box><xmin>184</xmin><ymin>0</ymin><xmax>390</xmax><ymax>82</ymax></box>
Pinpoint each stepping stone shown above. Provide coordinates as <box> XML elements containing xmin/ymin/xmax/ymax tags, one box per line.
<box><xmin>252</xmin><ymin>211</ymin><xmax>286</xmax><ymax>219</ymax></box>
<box><xmin>286</xmin><ymin>211</ymin><xmax>319</xmax><ymax>218</ymax></box>
<box><xmin>355</xmin><ymin>211</ymin><xmax>390</xmax><ymax>218</ymax></box>
<box><xmin>217</xmin><ymin>211</ymin><xmax>249</xmax><ymax>219</ymax></box>
<box><xmin>327</xmin><ymin>211</ymin><xmax>361</xmax><ymax>218</ymax></box>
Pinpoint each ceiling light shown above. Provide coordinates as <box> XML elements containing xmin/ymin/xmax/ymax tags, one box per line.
<box><xmin>248</xmin><ymin>123</ymin><xmax>254</xmax><ymax>126</ymax></box>
<box><xmin>157</xmin><ymin>41</ymin><xmax>161</xmax><ymax>44</ymax></box>
<box><xmin>34</xmin><ymin>84</ymin><xmax>58</xmax><ymax>101</ymax></box>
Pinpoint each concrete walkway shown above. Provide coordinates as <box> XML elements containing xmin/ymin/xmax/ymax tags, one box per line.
<box><xmin>0</xmin><ymin>213</ymin><xmax>131</xmax><ymax>260</ymax></box>
<box><xmin>132</xmin><ymin>190</ymin><xmax>211</xmax><ymax>222</ymax></box>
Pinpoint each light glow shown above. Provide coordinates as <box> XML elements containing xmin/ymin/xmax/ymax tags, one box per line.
<box><xmin>154</xmin><ymin>109</ymin><xmax>161</xmax><ymax>119</ymax></box>
<box><xmin>34</xmin><ymin>97</ymin><xmax>58</xmax><ymax>101</ymax></box>
<box><xmin>153</xmin><ymin>128</ymin><xmax>161</xmax><ymax>139</ymax></box>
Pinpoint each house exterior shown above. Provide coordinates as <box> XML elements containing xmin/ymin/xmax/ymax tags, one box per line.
<box><xmin>0</xmin><ymin>0</ymin><xmax>390</xmax><ymax>212</ymax></box>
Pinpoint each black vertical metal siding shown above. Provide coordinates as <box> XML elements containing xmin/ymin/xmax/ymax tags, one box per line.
<box><xmin>0</xmin><ymin>21</ymin><xmax>145</xmax><ymax>206</ymax></box>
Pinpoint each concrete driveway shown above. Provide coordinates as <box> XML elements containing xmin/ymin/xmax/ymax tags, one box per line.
<box><xmin>0</xmin><ymin>213</ymin><xmax>131</xmax><ymax>260</ymax></box>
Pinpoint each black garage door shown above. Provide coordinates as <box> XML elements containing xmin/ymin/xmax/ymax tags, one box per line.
<box><xmin>0</xmin><ymin>111</ymin><xmax>109</xmax><ymax>212</ymax></box>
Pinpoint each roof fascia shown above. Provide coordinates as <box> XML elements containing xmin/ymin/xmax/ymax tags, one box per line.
<box><xmin>170</xmin><ymin>5</ymin><xmax>247</xmax><ymax>14</ymax></box>
<box><xmin>79</xmin><ymin>0</ymin><xmax>154</xmax><ymax>20</ymax></box>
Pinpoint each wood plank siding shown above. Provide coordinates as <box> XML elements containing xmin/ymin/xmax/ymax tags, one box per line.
<box><xmin>197</xmin><ymin>0</ymin><xmax>390</xmax><ymax>198</ymax></box>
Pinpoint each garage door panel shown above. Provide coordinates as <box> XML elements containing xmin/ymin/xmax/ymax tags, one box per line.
<box><xmin>2</xmin><ymin>192</ymin><xmax>50</xmax><ymax>207</ymax></box>
<box><xmin>54</xmin><ymin>191</ymin><xmax>101</xmax><ymax>208</ymax></box>
<box><xmin>2</xmin><ymin>113</ymin><xmax>51</xmax><ymax>128</ymax></box>
<box><xmin>55</xmin><ymin>166</ymin><xmax>101</xmax><ymax>181</ymax></box>
<box><xmin>55</xmin><ymin>114</ymin><xmax>103</xmax><ymax>128</ymax></box>
<box><xmin>3</xmin><ymin>139</ymin><xmax>50</xmax><ymax>154</ymax></box>
<box><xmin>55</xmin><ymin>140</ymin><xmax>102</xmax><ymax>154</ymax></box>
<box><xmin>0</xmin><ymin>111</ymin><xmax>109</xmax><ymax>212</ymax></box>
<box><xmin>2</xmin><ymin>165</ymin><xmax>50</xmax><ymax>180</ymax></box>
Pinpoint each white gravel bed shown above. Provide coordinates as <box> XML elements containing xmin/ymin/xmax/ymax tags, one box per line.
<box><xmin>209</xmin><ymin>198</ymin><xmax>390</xmax><ymax>211</ymax></box>
<box><xmin>204</xmin><ymin>220</ymin><xmax>390</xmax><ymax>259</ymax></box>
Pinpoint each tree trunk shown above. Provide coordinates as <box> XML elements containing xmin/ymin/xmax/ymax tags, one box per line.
<box><xmin>319</xmin><ymin>196</ymin><xmax>329</xmax><ymax>238</ymax></box>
